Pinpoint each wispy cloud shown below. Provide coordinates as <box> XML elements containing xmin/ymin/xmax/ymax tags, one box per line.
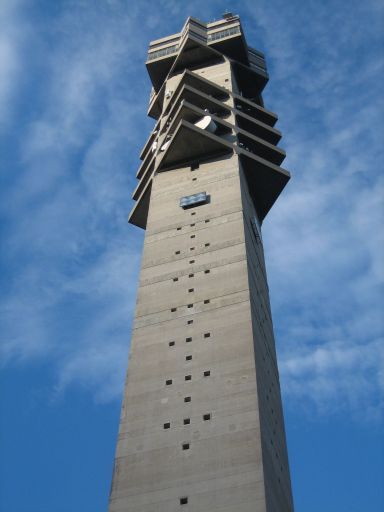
<box><xmin>0</xmin><ymin>0</ymin><xmax>383</xmax><ymax>420</ymax></box>
<box><xmin>244</xmin><ymin>0</ymin><xmax>384</xmax><ymax>420</ymax></box>
<box><xmin>0</xmin><ymin>1</ymin><xmax>148</xmax><ymax>392</ymax></box>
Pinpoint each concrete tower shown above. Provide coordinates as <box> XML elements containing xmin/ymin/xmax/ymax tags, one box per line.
<box><xmin>109</xmin><ymin>14</ymin><xmax>294</xmax><ymax>512</ymax></box>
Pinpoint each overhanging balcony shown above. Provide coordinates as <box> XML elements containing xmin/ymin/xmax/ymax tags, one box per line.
<box><xmin>158</xmin><ymin>118</ymin><xmax>233</xmax><ymax>172</ymax></box>
<box><xmin>237</xmin><ymin>130</ymin><xmax>285</xmax><ymax>166</ymax></box>
<box><xmin>232</xmin><ymin>59</ymin><xmax>268</xmax><ymax>97</ymax></box>
<box><xmin>139</xmin><ymin>119</ymin><xmax>160</xmax><ymax>162</ymax></box>
<box><xmin>235</xmin><ymin>111</ymin><xmax>281</xmax><ymax>145</ymax></box>
<box><xmin>232</xmin><ymin>94</ymin><xmax>277</xmax><ymax>127</ymax></box>
<box><xmin>133</xmin><ymin>104</ymin><xmax>233</xmax><ymax>202</ymax></box>
<box><xmin>167</xmin><ymin>34</ymin><xmax>224</xmax><ymax>80</ymax></box>
<box><xmin>164</xmin><ymin>84</ymin><xmax>231</xmax><ymax>124</ymax></box>
<box><xmin>238</xmin><ymin>149</ymin><xmax>290</xmax><ymax>221</ymax></box>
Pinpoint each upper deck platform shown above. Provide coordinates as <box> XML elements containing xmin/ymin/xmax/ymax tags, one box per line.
<box><xmin>146</xmin><ymin>15</ymin><xmax>268</xmax><ymax>93</ymax></box>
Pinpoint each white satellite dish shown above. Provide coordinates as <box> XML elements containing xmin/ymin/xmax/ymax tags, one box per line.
<box><xmin>194</xmin><ymin>115</ymin><xmax>217</xmax><ymax>133</ymax></box>
<box><xmin>160</xmin><ymin>139</ymin><xmax>171</xmax><ymax>151</ymax></box>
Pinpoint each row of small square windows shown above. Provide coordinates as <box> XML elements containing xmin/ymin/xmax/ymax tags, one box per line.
<box><xmin>173</xmin><ymin>269</ymin><xmax>210</xmax><ymax>282</ymax></box>
<box><xmin>163</xmin><ymin>413</ymin><xmax>211</xmax><ymax>430</ymax></box>
<box><xmin>165</xmin><ymin>370</ymin><xmax>211</xmax><ymax>386</ymax></box>
<box><xmin>171</xmin><ymin>300</ymin><xmax>210</xmax><ymax>312</ymax></box>
<box><xmin>176</xmin><ymin>219</ymin><xmax>210</xmax><ymax>231</ymax></box>
<box><xmin>175</xmin><ymin>243</ymin><xmax>210</xmax><ymax>254</ymax></box>
<box><xmin>168</xmin><ymin>332</ymin><xmax>210</xmax><ymax>346</ymax></box>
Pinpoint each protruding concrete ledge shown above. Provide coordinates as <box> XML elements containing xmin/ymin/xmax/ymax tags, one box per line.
<box><xmin>133</xmin><ymin>102</ymin><xmax>233</xmax><ymax>203</ymax></box>
<box><xmin>235</xmin><ymin>112</ymin><xmax>282</xmax><ymax>145</ymax></box>
<box><xmin>158</xmin><ymin>119</ymin><xmax>234</xmax><ymax>172</ymax></box>
<box><xmin>129</xmin><ymin>120</ymin><xmax>234</xmax><ymax>229</ymax></box>
<box><xmin>236</xmin><ymin>129</ymin><xmax>285</xmax><ymax>166</ymax></box>
<box><xmin>232</xmin><ymin>59</ymin><xmax>269</xmax><ymax>96</ymax></box>
<box><xmin>128</xmin><ymin>182</ymin><xmax>151</xmax><ymax>229</ymax></box>
<box><xmin>238</xmin><ymin>151</ymin><xmax>290</xmax><ymax>221</ymax></box>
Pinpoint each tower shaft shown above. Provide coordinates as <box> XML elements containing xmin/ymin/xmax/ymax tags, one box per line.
<box><xmin>109</xmin><ymin>15</ymin><xmax>294</xmax><ymax>512</ymax></box>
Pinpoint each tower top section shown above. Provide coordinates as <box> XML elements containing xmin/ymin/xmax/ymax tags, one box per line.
<box><xmin>146</xmin><ymin>15</ymin><xmax>268</xmax><ymax>94</ymax></box>
<box><xmin>128</xmin><ymin>14</ymin><xmax>290</xmax><ymax>230</ymax></box>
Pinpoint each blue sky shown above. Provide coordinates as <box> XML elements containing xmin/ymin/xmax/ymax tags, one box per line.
<box><xmin>0</xmin><ymin>0</ymin><xmax>383</xmax><ymax>510</ymax></box>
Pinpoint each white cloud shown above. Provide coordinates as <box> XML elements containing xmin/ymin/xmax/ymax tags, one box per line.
<box><xmin>1</xmin><ymin>0</ymin><xmax>383</xmax><ymax>422</ymax></box>
<box><xmin>0</xmin><ymin>2</ymin><xmax>146</xmax><ymax>380</ymax></box>
<box><xmin>280</xmin><ymin>339</ymin><xmax>384</xmax><ymax>421</ymax></box>
<box><xmin>248</xmin><ymin>0</ymin><xmax>384</xmax><ymax>420</ymax></box>
<box><xmin>0</xmin><ymin>0</ymin><xmax>26</xmax><ymax>129</ymax></box>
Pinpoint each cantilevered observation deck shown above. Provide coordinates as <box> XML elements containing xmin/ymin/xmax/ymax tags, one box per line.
<box><xmin>110</xmin><ymin>14</ymin><xmax>294</xmax><ymax>512</ymax></box>
<box><xmin>129</xmin><ymin>15</ymin><xmax>290</xmax><ymax>229</ymax></box>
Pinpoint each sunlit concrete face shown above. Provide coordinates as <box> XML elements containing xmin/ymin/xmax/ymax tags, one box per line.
<box><xmin>109</xmin><ymin>15</ymin><xmax>294</xmax><ymax>512</ymax></box>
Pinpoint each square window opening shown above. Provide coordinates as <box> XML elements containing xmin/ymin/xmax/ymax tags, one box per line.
<box><xmin>173</xmin><ymin>277</ymin><xmax>179</xmax><ymax>282</ymax></box>
<box><xmin>182</xmin><ymin>443</ymin><xmax>190</xmax><ymax>450</ymax></box>
<box><xmin>185</xmin><ymin>375</ymin><xmax>192</xmax><ymax>381</ymax></box>
<box><xmin>186</xmin><ymin>337</ymin><xmax>192</xmax><ymax>342</ymax></box>
<box><xmin>189</xmin><ymin>273</ymin><xmax>194</xmax><ymax>278</ymax></box>
<box><xmin>180</xmin><ymin>497</ymin><xmax>188</xmax><ymax>505</ymax></box>
<box><xmin>169</xmin><ymin>341</ymin><xmax>175</xmax><ymax>347</ymax></box>
<box><xmin>186</xmin><ymin>355</ymin><xmax>192</xmax><ymax>361</ymax></box>
<box><xmin>205</xmin><ymin>243</ymin><xmax>210</xmax><ymax>247</ymax></box>
<box><xmin>203</xmin><ymin>370</ymin><xmax>211</xmax><ymax>377</ymax></box>
<box><xmin>164</xmin><ymin>422</ymin><xmax>171</xmax><ymax>429</ymax></box>
<box><xmin>188</xmin><ymin>288</ymin><xmax>194</xmax><ymax>293</ymax></box>
<box><xmin>183</xmin><ymin>418</ymin><xmax>190</xmax><ymax>425</ymax></box>
<box><xmin>203</xmin><ymin>414</ymin><xmax>211</xmax><ymax>421</ymax></box>
<box><xmin>189</xmin><ymin>260</ymin><xmax>195</xmax><ymax>264</ymax></box>
<box><xmin>204</xmin><ymin>299</ymin><xmax>210</xmax><ymax>304</ymax></box>
<box><xmin>204</xmin><ymin>269</ymin><xmax>210</xmax><ymax>274</ymax></box>
<box><xmin>171</xmin><ymin>307</ymin><xmax>177</xmax><ymax>312</ymax></box>
<box><xmin>184</xmin><ymin>396</ymin><xmax>191</xmax><ymax>403</ymax></box>
<box><xmin>187</xmin><ymin>320</ymin><xmax>193</xmax><ymax>325</ymax></box>
<box><xmin>166</xmin><ymin>379</ymin><xmax>173</xmax><ymax>385</ymax></box>
<box><xmin>204</xmin><ymin>333</ymin><xmax>211</xmax><ymax>338</ymax></box>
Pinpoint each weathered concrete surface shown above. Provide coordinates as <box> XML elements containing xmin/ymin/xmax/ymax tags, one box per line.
<box><xmin>109</xmin><ymin>20</ymin><xmax>294</xmax><ymax>512</ymax></box>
